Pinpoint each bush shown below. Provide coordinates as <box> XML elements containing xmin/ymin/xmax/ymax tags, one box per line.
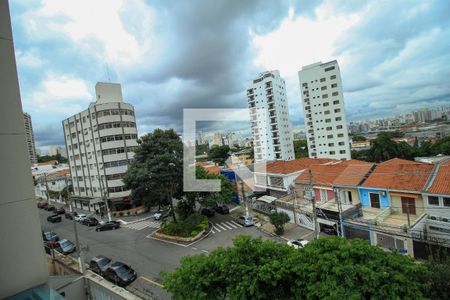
<box><xmin>127</xmin><ymin>211</ymin><xmax>131</xmax><ymax>216</ymax></box>
<box><xmin>191</xmin><ymin>230</ymin><xmax>198</xmax><ymax>237</ymax></box>
<box><xmin>119</xmin><ymin>212</ymin><xmax>123</xmax><ymax>217</ymax></box>
<box><xmin>269</xmin><ymin>211</ymin><xmax>290</xmax><ymax>235</ymax></box>
<box><xmin>160</xmin><ymin>214</ymin><xmax>208</xmax><ymax>237</ymax></box>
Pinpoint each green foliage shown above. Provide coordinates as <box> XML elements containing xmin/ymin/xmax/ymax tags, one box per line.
<box><xmin>208</xmin><ymin>145</ymin><xmax>230</xmax><ymax>165</ymax></box>
<box><xmin>351</xmin><ymin>135</ymin><xmax>367</xmax><ymax>141</ymax></box>
<box><xmin>123</xmin><ymin>129</ymin><xmax>183</xmax><ymax>221</ymax></box>
<box><xmin>269</xmin><ymin>211</ymin><xmax>290</xmax><ymax>235</ymax></box>
<box><xmin>424</xmin><ymin>257</ymin><xmax>450</xmax><ymax>299</ymax></box>
<box><xmin>162</xmin><ymin>236</ymin><xmax>430</xmax><ymax>300</ymax></box>
<box><xmin>196</xmin><ymin>143</ymin><xmax>209</xmax><ymax>156</ymax></box>
<box><xmin>175</xmin><ymin>200</ymin><xmax>195</xmax><ymax>220</ymax></box>
<box><xmin>432</xmin><ymin>135</ymin><xmax>450</xmax><ymax>155</ymax></box>
<box><xmin>37</xmin><ymin>153</ymin><xmax>68</xmax><ymax>163</ymax></box>
<box><xmin>160</xmin><ymin>214</ymin><xmax>208</xmax><ymax>237</ymax></box>
<box><xmin>293</xmin><ymin>139</ymin><xmax>308</xmax><ymax>158</ymax></box>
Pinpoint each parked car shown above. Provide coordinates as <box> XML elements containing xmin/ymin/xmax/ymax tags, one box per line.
<box><xmin>236</xmin><ymin>215</ymin><xmax>254</xmax><ymax>227</ymax></box>
<box><xmin>56</xmin><ymin>239</ymin><xmax>76</xmax><ymax>254</ymax></box>
<box><xmin>104</xmin><ymin>262</ymin><xmax>137</xmax><ymax>287</ymax></box>
<box><xmin>56</xmin><ymin>207</ymin><xmax>66</xmax><ymax>215</ymax></box>
<box><xmin>42</xmin><ymin>231</ymin><xmax>59</xmax><ymax>242</ymax></box>
<box><xmin>82</xmin><ymin>217</ymin><xmax>99</xmax><ymax>227</ymax></box>
<box><xmin>65</xmin><ymin>211</ymin><xmax>78</xmax><ymax>220</ymax></box>
<box><xmin>213</xmin><ymin>204</ymin><xmax>229</xmax><ymax>214</ymax></box>
<box><xmin>95</xmin><ymin>221</ymin><xmax>120</xmax><ymax>232</ymax></box>
<box><xmin>38</xmin><ymin>202</ymin><xmax>48</xmax><ymax>209</ymax></box>
<box><xmin>74</xmin><ymin>213</ymin><xmax>87</xmax><ymax>222</ymax></box>
<box><xmin>46</xmin><ymin>205</ymin><xmax>56</xmax><ymax>212</ymax></box>
<box><xmin>89</xmin><ymin>255</ymin><xmax>112</xmax><ymax>276</ymax></box>
<box><xmin>287</xmin><ymin>239</ymin><xmax>309</xmax><ymax>249</ymax></box>
<box><xmin>201</xmin><ymin>207</ymin><xmax>215</xmax><ymax>217</ymax></box>
<box><xmin>47</xmin><ymin>214</ymin><xmax>62</xmax><ymax>223</ymax></box>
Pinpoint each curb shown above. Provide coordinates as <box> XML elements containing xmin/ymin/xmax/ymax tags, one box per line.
<box><xmin>229</xmin><ymin>206</ymin><xmax>241</xmax><ymax>213</ymax></box>
<box><xmin>257</xmin><ymin>223</ymin><xmax>290</xmax><ymax>242</ymax></box>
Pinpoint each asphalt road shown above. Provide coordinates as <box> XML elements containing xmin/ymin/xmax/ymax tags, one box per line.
<box><xmin>39</xmin><ymin>208</ymin><xmax>279</xmax><ymax>299</ymax></box>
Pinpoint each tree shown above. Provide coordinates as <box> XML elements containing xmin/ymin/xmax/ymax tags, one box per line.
<box><xmin>38</xmin><ymin>153</ymin><xmax>68</xmax><ymax>163</ymax></box>
<box><xmin>208</xmin><ymin>145</ymin><xmax>230</xmax><ymax>165</ymax></box>
<box><xmin>123</xmin><ymin>129</ymin><xmax>183</xmax><ymax>222</ymax></box>
<box><xmin>425</xmin><ymin>257</ymin><xmax>450</xmax><ymax>300</ymax></box>
<box><xmin>367</xmin><ymin>134</ymin><xmax>399</xmax><ymax>162</ymax></box>
<box><xmin>351</xmin><ymin>135</ymin><xmax>367</xmax><ymax>141</ymax></box>
<box><xmin>293</xmin><ymin>139</ymin><xmax>308</xmax><ymax>158</ymax></box>
<box><xmin>269</xmin><ymin>211</ymin><xmax>290</xmax><ymax>235</ymax></box>
<box><xmin>162</xmin><ymin>236</ymin><xmax>430</xmax><ymax>300</ymax></box>
<box><xmin>431</xmin><ymin>136</ymin><xmax>450</xmax><ymax>155</ymax></box>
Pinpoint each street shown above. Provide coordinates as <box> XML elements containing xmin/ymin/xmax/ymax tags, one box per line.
<box><xmin>39</xmin><ymin>208</ymin><xmax>280</xmax><ymax>299</ymax></box>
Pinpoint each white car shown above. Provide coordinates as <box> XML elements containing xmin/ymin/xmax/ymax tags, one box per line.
<box><xmin>153</xmin><ymin>212</ymin><xmax>162</xmax><ymax>220</ymax></box>
<box><xmin>287</xmin><ymin>239</ymin><xmax>309</xmax><ymax>249</ymax></box>
<box><xmin>74</xmin><ymin>214</ymin><xmax>87</xmax><ymax>222</ymax></box>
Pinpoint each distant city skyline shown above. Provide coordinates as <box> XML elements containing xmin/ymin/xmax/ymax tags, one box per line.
<box><xmin>11</xmin><ymin>1</ymin><xmax>450</xmax><ymax>148</ymax></box>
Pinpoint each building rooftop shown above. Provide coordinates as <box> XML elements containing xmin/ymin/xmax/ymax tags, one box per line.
<box><xmin>261</xmin><ymin>158</ymin><xmax>337</xmax><ymax>175</ymax></box>
<box><xmin>426</xmin><ymin>160</ymin><xmax>450</xmax><ymax>195</ymax></box>
<box><xmin>362</xmin><ymin>159</ymin><xmax>434</xmax><ymax>192</ymax></box>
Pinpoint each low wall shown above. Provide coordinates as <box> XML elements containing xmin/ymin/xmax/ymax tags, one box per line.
<box><xmin>153</xmin><ymin>229</ymin><xmax>205</xmax><ymax>243</ymax></box>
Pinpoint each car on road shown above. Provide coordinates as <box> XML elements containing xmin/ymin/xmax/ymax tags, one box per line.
<box><xmin>201</xmin><ymin>207</ymin><xmax>215</xmax><ymax>217</ymax></box>
<box><xmin>74</xmin><ymin>214</ymin><xmax>87</xmax><ymax>222</ymax></box>
<box><xmin>95</xmin><ymin>221</ymin><xmax>120</xmax><ymax>232</ymax></box>
<box><xmin>287</xmin><ymin>239</ymin><xmax>309</xmax><ymax>249</ymax></box>
<box><xmin>236</xmin><ymin>215</ymin><xmax>254</xmax><ymax>227</ymax></box>
<box><xmin>104</xmin><ymin>262</ymin><xmax>137</xmax><ymax>287</ymax></box>
<box><xmin>65</xmin><ymin>211</ymin><xmax>78</xmax><ymax>220</ymax></box>
<box><xmin>82</xmin><ymin>217</ymin><xmax>99</xmax><ymax>227</ymax></box>
<box><xmin>153</xmin><ymin>211</ymin><xmax>163</xmax><ymax>220</ymax></box>
<box><xmin>42</xmin><ymin>231</ymin><xmax>59</xmax><ymax>242</ymax></box>
<box><xmin>89</xmin><ymin>255</ymin><xmax>112</xmax><ymax>276</ymax></box>
<box><xmin>47</xmin><ymin>214</ymin><xmax>62</xmax><ymax>223</ymax></box>
<box><xmin>45</xmin><ymin>205</ymin><xmax>56</xmax><ymax>212</ymax></box>
<box><xmin>38</xmin><ymin>202</ymin><xmax>48</xmax><ymax>209</ymax></box>
<box><xmin>56</xmin><ymin>207</ymin><xmax>66</xmax><ymax>215</ymax></box>
<box><xmin>56</xmin><ymin>239</ymin><xmax>76</xmax><ymax>254</ymax></box>
<box><xmin>213</xmin><ymin>204</ymin><xmax>229</xmax><ymax>214</ymax></box>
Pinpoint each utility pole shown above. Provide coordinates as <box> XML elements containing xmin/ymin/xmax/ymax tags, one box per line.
<box><xmin>99</xmin><ymin>178</ymin><xmax>112</xmax><ymax>222</ymax></box>
<box><xmin>44</xmin><ymin>173</ymin><xmax>50</xmax><ymax>202</ymax></box>
<box><xmin>290</xmin><ymin>184</ymin><xmax>298</xmax><ymax>225</ymax></box>
<box><xmin>406</xmin><ymin>200</ymin><xmax>411</xmax><ymax>229</ymax></box>
<box><xmin>67</xmin><ymin>177</ymin><xmax>84</xmax><ymax>273</ymax></box>
<box><xmin>334</xmin><ymin>187</ymin><xmax>345</xmax><ymax>238</ymax></box>
<box><xmin>308</xmin><ymin>169</ymin><xmax>320</xmax><ymax>239</ymax></box>
<box><xmin>238</xmin><ymin>164</ymin><xmax>249</xmax><ymax>217</ymax></box>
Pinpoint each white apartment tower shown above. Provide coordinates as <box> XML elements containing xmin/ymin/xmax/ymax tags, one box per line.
<box><xmin>23</xmin><ymin>112</ymin><xmax>37</xmax><ymax>164</ymax></box>
<box><xmin>62</xmin><ymin>83</ymin><xmax>138</xmax><ymax>211</ymax></box>
<box><xmin>298</xmin><ymin>61</ymin><xmax>351</xmax><ymax>160</ymax></box>
<box><xmin>247</xmin><ymin>71</ymin><xmax>294</xmax><ymax>162</ymax></box>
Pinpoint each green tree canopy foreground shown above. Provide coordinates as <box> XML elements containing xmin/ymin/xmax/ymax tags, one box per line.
<box><xmin>208</xmin><ymin>145</ymin><xmax>230</xmax><ymax>165</ymax></box>
<box><xmin>269</xmin><ymin>211</ymin><xmax>290</xmax><ymax>235</ymax></box>
<box><xmin>162</xmin><ymin>236</ymin><xmax>430</xmax><ymax>300</ymax></box>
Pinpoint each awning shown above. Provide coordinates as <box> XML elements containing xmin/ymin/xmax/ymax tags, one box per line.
<box><xmin>317</xmin><ymin>218</ymin><xmax>337</xmax><ymax>226</ymax></box>
<box><xmin>389</xmin><ymin>192</ymin><xmax>420</xmax><ymax>198</ymax></box>
<box><xmin>257</xmin><ymin>195</ymin><xmax>277</xmax><ymax>204</ymax></box>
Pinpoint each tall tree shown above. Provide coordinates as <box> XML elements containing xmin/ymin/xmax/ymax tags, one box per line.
<box><xmin>208</xmin><ymin>145</ymin><xmax>230</xmax><ymax>165</ymax></box>
<box><xmin>123</xmin><ymin>129</ymin><xmax>183</xmax><ymax>222</ymax></box>
<box><xmin>162</xmin><ymin>236</ymin><xmax>430</xmax><ymax>300</ymax></box>
<box><xmin>293</xmin><ymin>139</ymin><xmax>308</xmax><ymax>158</ymax></box>
<box><xmin>367</xmin><ymin>134</ymin><xmax>399</xmax><ymax>162</ymax></box>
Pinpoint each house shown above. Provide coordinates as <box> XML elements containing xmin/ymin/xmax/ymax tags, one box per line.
<box><xmin>352</xmin><ymin>158</ymin><xmax>434</xmax><ymax>256</ymax></box>
<box><xmin>412</xmin><ymin>159</ymin><xmax>450</xmax><ymax>259</ymax></box>
<box><xmin>253</xmin><ymin>157</ymin><xmax>336</xmax><ymax>198</ymax></box>
<box><xmin>294</xmin><ymin>160</ymin><xmax>373</xmax><ymax>232</ymax></box>
<box><xmin>35</xmin><ymin>169</ymin><xmax>72</xmax><ymax>204</ymax></box>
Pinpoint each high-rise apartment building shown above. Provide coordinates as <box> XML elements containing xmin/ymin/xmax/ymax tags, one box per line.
<box><xmin>23</xmin><ymin>112</ymin><xmax>37</xmax><ymax>164</ymax></box>
<box><xmin>247</xmin><ymin>71</ymin><xmax>294</xmax><ymax>162</ymax></box>
<box><xmin>62</xmin><ymin>82</ymin><xmax>138</xmax><ymax>211</ymax></box>
<box><xmin>298</xmin><ymin>61</ymin><xmax>351</xmax><ymax>160</ymax></box>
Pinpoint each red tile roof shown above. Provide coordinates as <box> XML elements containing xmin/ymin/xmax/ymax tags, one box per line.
<box><xmin>427</xmin><ymin>160</ymin><xmax>450</xmax><ymax>195</ymax></box>
<box><xmin>362</xmin><ymin>160</ymin><xmax>433</xmax><ymax>191</ymax></box>
<box><xmin>263</xmin><ymin>158</ymin><xmax>337</xmax><ymax>175</ymax></box>
<box><xmin>37</xmin><ymin>160</ymin><xmax>59</xmax><ymax>166</ymax></box>
<box><xmin>296</xmin><ymin>160</ymin><xmax>372</xmax><ymax>186</ymax></box>
<box><xmin>55</xmin><ymin>169</ymin><xmax>71</xmax><ymax>175</ymax></box>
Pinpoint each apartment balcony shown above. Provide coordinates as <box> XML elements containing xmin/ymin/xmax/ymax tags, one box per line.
<box><xmin>265</xmin><ymin>82</ymin><xmax>272</xmax><ymax>89</ymax></box>
<box><xmin>273</xmin><ymin>139</ymin><xmax>280</xmax><ymax>145</ymax></box>
<box><xmin>248</xmin><ymin>95</ymin><xmax>255</xmax><ymax>102</ymax></box>
<box><xmin>268</xmin><ymin>105</ymin><xmax>275</xmax><ymax>111</ymax></box>
<box><xmin>269</xmin><ymin>112</ymin><xmax>275</xmax><ymax>117</ymax></box>
<box><xmin>270</xmin><ymin>118</ymin><xmax>277</xmax><ymax>124</ymax></box>
<box><xmin>267</xmin><ymin>96</ymin><xmax>274</xmax><ymax>104</ymax></box>
<box><xmin>249</xmin><ymin>103</ymin><xmax>255</xmax><ymax>108</ymax></box>
<box><xmin>266</xmin><ymin>89</ymin><xmax>273</xmax><ymax>96</ymax></box>
<box><xmin>271</xmin><ymin>126</ymin><xmax>278</xmax><ymax>131</ymax></box>
<box><xmin>272</xmin><ymin>133</ymin><xmax>279</xmax><ymax>138</ymax></box>
<box><xmin>247</xmin><ymin>88</ymin><xmax>254</xmax><ymax>95</ymax></box>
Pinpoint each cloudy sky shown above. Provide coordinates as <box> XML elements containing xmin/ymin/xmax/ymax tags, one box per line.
<box><xmin>10</xmin><ymin>0</ymin><xmax>450</xmax><ymax>149</ymax></box>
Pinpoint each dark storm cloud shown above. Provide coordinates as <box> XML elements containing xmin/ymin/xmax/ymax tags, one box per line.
<box><xmin>34</xmin><ymin>124</ymin><xmax>65</xmax><ymax>147</ymax></box>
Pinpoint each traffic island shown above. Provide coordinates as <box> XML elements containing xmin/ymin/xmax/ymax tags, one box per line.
<box><xmin>151</xmin><ymin>229</ymin><xmax>206</xmax><ymax>243</ymax></box>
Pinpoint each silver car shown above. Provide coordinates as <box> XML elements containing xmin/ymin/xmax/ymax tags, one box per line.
<box><xmin>236</xmin><ymin>215</ymin><xmax>254</xmax><ymax>227</ymax></box>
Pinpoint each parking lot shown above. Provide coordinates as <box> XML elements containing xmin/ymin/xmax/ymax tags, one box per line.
<box><xmin>39</xmin><ymin>205</ymin><xmax>280</xmax><ymax>299</ymax></box>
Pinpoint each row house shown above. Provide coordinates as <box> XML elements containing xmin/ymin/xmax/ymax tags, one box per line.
<box><xmin>347</xmin><ymin>158</ymin><xmax>434</xmax><ymax>256</ymax></box>
<box><xmin>35</xmin><ymin>169</ymin><xmax>72</xmax><ymax>204</ymax></box>
<box><xmin>294</xmin><ymin>160</ymin><xmax>373</xmax><ymax>232</ymax></box>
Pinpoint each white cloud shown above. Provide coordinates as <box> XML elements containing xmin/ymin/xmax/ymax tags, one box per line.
<box><xmin>15</xmin><ymin>49</ymin><xmax>44</xmax><ymax>68</ymax></box>
<box><xmin>29</xmin><ymin>73</ymin><xmax>92</xmax><ymax>114</ymax></box>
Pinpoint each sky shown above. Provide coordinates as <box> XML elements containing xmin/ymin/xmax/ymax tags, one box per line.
<box><xmin>10</xmin><ymin>0</ymin><xmax>450</xmax><ymax>150</ymax></box>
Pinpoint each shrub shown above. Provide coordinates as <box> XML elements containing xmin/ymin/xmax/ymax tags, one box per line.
<box><xmin>269</xmin><ymin>211</ymin><xmax>290</xmax><ymax>235</ymax></box>
<box><xmin>119</xmin><ymin>212</ymin><xmax>123</xmax><ymax>217</ymax></box>
<box><xmin>127</xmin><ymin>211</ymin><xmax>131</xmax><ymax>216</ymax></box>
<box><xmin>160</xmin><ymin>214</ymin><xmax>208</xmax><ymax>237</ymax></box>
<box><xmin>191</xmin><ymin>230</ymin><xmax>198</xmax><ymax>237</ymax></box>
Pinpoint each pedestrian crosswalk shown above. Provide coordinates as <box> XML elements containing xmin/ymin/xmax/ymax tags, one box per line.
<box><xmin>211</xmin><ymin>220</ymin><xmax>243</xmax><ymax>234</ymax></box>
<box><xmin>123</xmin><ymin>220</ymin><xmax>161</xmax><ymax>231</ymax></box>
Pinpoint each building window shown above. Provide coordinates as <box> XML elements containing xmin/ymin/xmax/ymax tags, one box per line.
<box><xmin>331</xmin><ymin>83</ymin><xmax>337</xmax><ymax>88</ymax></box>
<box><xmin>326</xmin><ymin>127</ymin><xmax>332</xmax><ymax>131</ymax></box>
<box><xmin>336</xmin><ymin>117</ymin><xmax>342</xmax><ymax>121</ymax></box>
<box><xmin>323</xmin><ymin>102</ymin><xmax>329</xmax><ymax>107</ymax></box>
<box><xmin>324</xmin><ymin>66</ymin><xmax>335</xmax><ymax>72</ymax></box>
<box><xmin>328</xmin><ymin>143</ymin><xmax>334</xmax><ymax>146</ymax></box>
<box><xmin>321</xmin><ymin>86</ymin><xmax>327</xmax><ymax>91</ymax></box>
<box><xmin>320</xmin><ymin>78</ymin><xmax>326</xmax><ymax>82</ymax></box>
<box><xmin>329</xmin><ymin>151</ymin><xmax>335</xmax><ymax>155</ymax></box>
<box><xmin>337</xmin><ymin>133</ymin><xmax>344</xmax><ymax>137</ymax></box>
<box><xmin>428</xmin><ymin>196</ymin><xmax>439</xmax><ymax>206</ymax></box>
<box><xmin>444</xmin><ymin>197</ymin><xmax>450</xmax><ymax>207</ymax></box>
<box><xmin>322</xmin><ymin>94</ymin><xmax>328</xmax><ymax>99</ymax></box>
<box><xmin>333</xmin><ymin>100</ymin><xmax>340</xmax><ymax>105</ymax></box>
<box><xmin>334</xmin><ymin>108</ymin><xmax>341</xmax><ymax>113</ymax></box>
<box><xmin>338</xmin><ymin>141</ymin><xmax>345</xmax><ymax>146</ymax></box>
<box><xmin>370</xmin><ymin>193</ymin><xmax>381</xmax><ymax>208</ymax></box>
<box><xmin>325</xmin><ymin>118</ymin><xmax>331</xmax><ymax>123</ymax></box>
<box><xmin>339</xmin><ymin>150</ymin><xmax>346</xmax><ymax>154</ymax></box>
<box><xmin>332</xmin><ymin>91</ymin><xmax>339</xmax><ymax>96</ymax></box>
<box><xmin>330</xmin><ymin>75</ymin><xmax>336</xmax><ymax>80</ymax></box>
<box><xmin>337</xmin><ymin>125</ymin><xmax>343</xmax><ymax>129</ymax></box>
